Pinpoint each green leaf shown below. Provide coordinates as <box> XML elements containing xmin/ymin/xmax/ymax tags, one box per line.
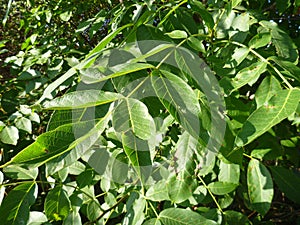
<box><xmin>87</xmin><ymin>200</ymin><xmax>101</xmax><ymax>221</ymax></box>
<box><xmin>189</xmin><ymin>0</ymin><xmax>214</xmax><ymax>30</ymax></box>
<box><xmin>167</xmin><ymin>159</ymin><xmax>197</xmax><ymax>203</ymax></box>
<box><xmin>269</xmin><ymin>166</ymin><xmax>300</xmax><ymax>204</ymax></box>
<box><xmin>159</xmin><ymin>208</ymin><xmax>217</xmax><ymax>225</ymax></box>
<box><xmin>122</xmin><ymin>131</ymin><xmax>153</xmax><ymax>183</ymax></box>
<box><xmin>231</xmin><ymin>0</ymin><xmax>243</xmax><ymax>8</ymax></box>
<box><xmin>221</xmin><ymin>61</ymin><xmax>267</xmax><ymax>95</ymax></box>
<box><xmin>60</xmin><ymin>11</ymin><xmax>72</xmax><ymax>21</ymax></box>
<box><xmin>275</xmin><ymin>0</ymin><xmax>291</xmax><ymax>14</ymax></box>
<box><xmin>269</xmin><ymin>57</ymin><xmax>300</xmax><ymax>83</ymax></box>
<box><xmin>136</xmin><ymin>24</ymin><xmax>171</xmax><ymax>46</ymax></box>
<box><xmin>36</xmin><ymin>67</ymin><xmax>77</xmax><ymax>104</ymax></box>
<box><xmin>45</xmin><ymin>121</ymin><xmax>104</xmax><ymax>175</ymax></box>
<box><xmin>37</xmin><ymin>23</ymin><xmax>133</xmax><ymax>104</ymax></box>
<box><xmin>249</xmin><ymin>32</ymin><xmax>271</xmax><ymax>49</ymax></box>
<box><xmin>0</xmin><ymin>121</ymin><xmax>5</xmax><ymax>132</ymax></box>
<box><xmin>44</xmin><ymin>185</ymin><xmax>71</xmax><ymax>221</ymax></box>
<box><xmin>76</xmin><ymin>168</ymin><xmax>94</xmax><ymax>188</ymax></box>
<box><xmin>111</xmin><ymin>151</ymin><xmax>129</xmax><ymax>184</ymax></box>
<box><xmin>146</xmin><ymin>180</ymin><xmax>169</xmax><ymax>201</ymax></box>
<box><xmin>231</xmin><ymin>13</ymin><xmax>250</xmax><ymax>32</ymax></box>
<box><xmin>27</xmin><ymin>211</ymin><xmax>48</xmax><ymax>225</ymax></box>
<box><xmin>0</xmin><ymin>125</ymin><xmax>19</xmax><ymax>145</ymax></box>
<box><xmin>224</xmin><ymin>210</ymin><xmax>250</xmax><ymax>225</ymax></box>
<box><xmin>207</xmin><ymin>182</ymin><xmax>238</xmax><ymax>195</ymax></box>
<box><xmin>86</xmin><ymin>23</ymin><xmax>133</xmax><ymax>59</ymax></box>
<box><xmin>4</xmin><ymin>114</ymin><xmax>109</xmax><ymax>167</ymax></box>
<box><xmin>174</xmin><ymin>132</ymin><xmax>200</xmax><ymax>171</ymax></box>
<box><xmin>43</xmin><ymin>90</ymin><xmax>122</xmax><ymax>110</ymax></box>
<box><xmin>0</xmin><ymin>182</ymin><xmax>37</xmax><ymax>225</ymax></box>
<box><xmin>81</xmin><ymin>62</ymin><xmax>155</xmax><ymax>84</ymax></box>
<box><xmin>260</xmin><ymin>21</ymin><xmax>298</xmax><ymax>63</ymax></box>
<box><xmin>187</xmin><ymin>36</ymin><xmax>206</xmax><ymax>53</ymax></box>
<box><xmin>123</xmin><ymin>192</ymin><xmax>146</xmax><ymax>225</ymax></box>
<box><xmin>3</xmin><ymin>165</ymin><xmax>38</xmax><ymax>180</ymax></box>
<box><xmin>165</xmin><ymin>30</ymin><xmax>188</xmax><ymax>39</ymax></box>
<box><xmin>63</xmin><ymin>211</ymin><xmax>82</xmax><ymax>225</ymax></box>
<box><xmin>255</xmin><ymin>76</ymin><xmax>282</xmax><ymax>108</ymax></box>
<box><xmin>113</xmin><ymin>98</ymin><xmax>155</xmax><ymax>140</ymax></box>
<box><xmin>143</xmin><ymin>218</ymin><xmax>161</xmax><ymax>225</ymax></box>
<box><xmin>15</xmin><ymin>117</ymin><xmax>32</xmax><ymax>133</ymax></box>
<box><xmin>224</xmin><ymin>47</ymin><xmax>249</xmax><ymax>68</ymax></box>
<box><xmin>235</xmin><ymin>89</ymin><xmax>300</xmax><ymax>147</ymax></box>
<box><xmin>218</xmin><ymin>160</ymin><xmax>240</xmax><ymax>184</ymax></box>
<box><xmin>247</xmin><ymin>158</ymin><xmax>273</xmax><ymax>216</ymax></box>
<box><xmin>151</xmin><ymin>70</ymin><xmax>201</xmax><ymax>139</ymax></box>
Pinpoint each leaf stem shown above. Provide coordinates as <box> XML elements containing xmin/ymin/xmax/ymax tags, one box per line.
<box><xmin>216</xmin><ymin>40</ymin><xmax>293</xmax><ymax>89</ymax></box>
<box><xmin>157</xmin><ymin>0</ymin><xmax>188</xmax><ymax>28</ymax></box>
<box><xmin>148</xmin><ymin>201</ymin><xmax>159</xmax><ymax>218</ymax></box>
<box><xmin>243</xmin><ymin>153</ymin><xmax>253</xmax><ymax>160</ymax></box>
<box><xmin>86</xmin><ymin>194</ymin><xmax>129</xmax><ymax>224</ymax></box>
<box><xmin>198</xmin><ymin>175</ymin><xmax>223</xmax><ymax>213</ymax></box>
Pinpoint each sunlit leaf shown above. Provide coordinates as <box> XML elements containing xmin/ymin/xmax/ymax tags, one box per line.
<box><xmin>247</xmin><ymin>158</ymin><xmax>273</xmax><ymax>216</ymax></box>
<box><xmin>208</xmin><ymin>182</ymin><xmax>238</xmax><ymax>195</ymax></box>
<box><xmin>235</xmin><ymin>89</ymin><xmax>300</xmax><ymax>147</ymax></box>
<box><xmin>255</xmin><ymin>76</ymin><xmax>282</xmax><ymax>108</ymax></box>
<box><xmin>0</xmin><ymin>126</ymin><xmax>19</xmax><ymax>145</ymax></box>
<box><xmin>159</xmin><ymin>208</ymin><xmax>217</xmax><ymax>225</ymax></box>
<box><xmin>113</xmin><ymin>98</ymin><xmax>155</xmax><ymax>140</ymax></box>
<box><xmin>43</xmin><ymin>90</ymin><xmax>123</xmax><ymax>110</ymax></box>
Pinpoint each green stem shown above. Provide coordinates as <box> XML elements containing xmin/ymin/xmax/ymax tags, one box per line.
<box><xmin>148</xmin><ymin>201</ymin><xmax>159</xmax><ymax>218</ymax></box>
<box><xmin>157</xmin><ymin>0</ymin><xmax>188</xmax><ymax>28</ymax></box>
<box><xmin>86</xmin><ymin>194</ymin><xmax>129</xmax><ymax>224</ymax></box>
<box><xmin>216</xmin><ymin>40</ymin><xmax>293</xmax><ymax>89</ymax></box>
<box><xmin>198</xmin><ymin>175</ymin><xmax>223</xmax><ymax>213</ymax></box>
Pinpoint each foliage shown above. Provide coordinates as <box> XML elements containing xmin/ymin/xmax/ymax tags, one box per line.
<box><xmin>1</xmin><ymin>0</ymin><xmax>300</xmax><ymax>224</ymax></box>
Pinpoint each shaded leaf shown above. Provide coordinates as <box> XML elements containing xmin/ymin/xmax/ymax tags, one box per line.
<box><xmin>0</xmin><ymin>182</ymin><xmax>37</xmax><ymax>225</ymax></box>
<box><xmin>224</xmin><ymin>210</ymin><xmax>250</xmax><ymax>225</ymax></box>
<box><xmin>3</xmin><ymin>165</ymin><xmax>38</xmax><ymax>180</ymax></box>
<box><xmin>122</xmin><ymin>131</ymin><xmax>153</xmax><ymax>183</ymax></box>
<box><xmin>123</xmin><ymin>193</ymin><xmax>145</xmax><ymax>225</ymax></box>
<box><xmin>260</xmin><ymin>21</ymin><xmax>298</xmax><ymax>62</ymax></box>
<box><xmin>269</xmin><ymin>166</ymin><xmax>300</xmax><ymax>204</ymax></box>
<box><xmin>151</xmin><ymin>70</ymin><xmax>201</xmax><ymax>140</ymax></box>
